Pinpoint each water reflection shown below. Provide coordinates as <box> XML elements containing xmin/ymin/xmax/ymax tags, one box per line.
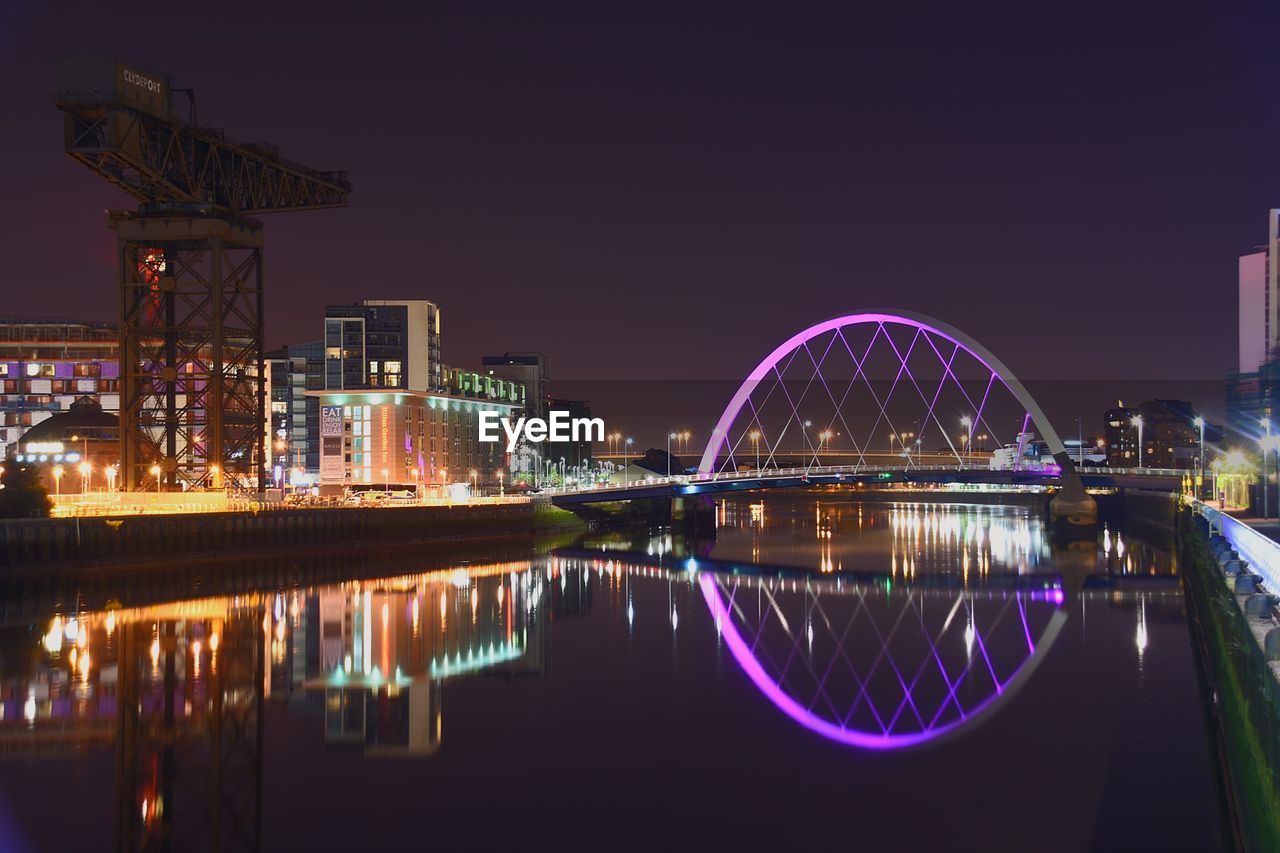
<box><xmin>571</xmin><ymin>497</ymin><xmax>1183</xmax><ymax>750</ymax></box>
<box><xmin>0</xmin><ymin>498</ymin><xmax>1201</xmax><ymax>849</ymax></box>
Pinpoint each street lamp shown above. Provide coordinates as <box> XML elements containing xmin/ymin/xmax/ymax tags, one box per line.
<box><xmin>818</xmin><ymin>429</ymin><xmax>832</xmax><ymax>464</ymax></box>
<box><xmin>78</xmin><ymin>461</ymin><xmax>91</xmax><ymax>494</ymax></box>
<box><xmin>668</xmin><ymin>432</ymin><xmax>677</xmax><ymax>477</ymax></box>
<box><xmin>470</xmin><ymin>469</ymin><xmax>477</xmax><ymax>495</ymax></box>
<box><xmin>498</xmin><ymin>469</ymin><xmax>504</xmax><ymax>497</ymax></box>
<box><xmin>105</xmin><ymin>465</ymin><xmax>118</xmax><ymax>492</ymax></box>
<box><xmin>52</xmin><ymin>465</ymin><xmax>63</xmax><ymax>496</ymax></box>
<box><xmin>382</xmin><ymin>468</ymin><xmax>389</xmax><ymax>493</ymax></box>
<box><xmin>1130</xmin><ymin>415</ymin><xmax>1144</xmax><ymax>468</ymax></box>
<box><xmin>209</xmin><ymin>464</ymin><xmax>220</xmax><ymax>489</ymax></box>
<box><xmin>623</xmin><ymin>437</ymin><xmax>634</xmax><ymax>483</ymax></box>
<box><xmin>750</xmin><ymin>430</ymin><xmax>761</xmax><ymax>474</ymax></box>
<box><xmin>1192</xmin><ymin>415</ymin><xmax>1205</xmax><ymax>499</ymax></box>
<box><xmin>960</xmin><ymin>416</ymin><xmax>972</xmax><ymax>465</ymax></box>
<box><xmin>1262</xmin><ymin>418</ymin><xmax>1273</xmax><ymax>520</ymax></box>
<box><xmin>149</xmin><ymin>464</ymin><xmax>162</xmax><ymax>494</ymax></box>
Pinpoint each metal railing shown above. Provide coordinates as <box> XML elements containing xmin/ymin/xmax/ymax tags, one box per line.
<box><xmin>1196</xmin><ymin>501</ymin><xmax>1280</xmax><ymax>591</ymax></box>
<box><xmin>541</xmin><ymin>463</ymin><xmax>1185</xmax><ymax>497</ymax></box>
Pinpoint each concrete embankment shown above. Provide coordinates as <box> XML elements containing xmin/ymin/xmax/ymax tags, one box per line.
<box><xmin>1182</xmin><ymin>507</ymin><xmax>1280</xmax><ymax>852</ymax></box>
<box><xmin>0</xmin><ymin>499</ymin><xmax>585</xmax><ymax>572</ymax></box>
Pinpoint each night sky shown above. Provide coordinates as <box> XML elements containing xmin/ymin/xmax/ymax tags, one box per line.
<box><xmin>2</xmin><ymin>1</ymin><xmax>1278</xmax><ymax>390</ymax></box>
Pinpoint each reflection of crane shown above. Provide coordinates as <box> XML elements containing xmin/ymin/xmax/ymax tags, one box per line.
<box><xmin>55</xmin><ymin>55</ymin><xmax>350</xmax><ymax>490</ymax></box>
<box><xmin>115</xmin><ymin>608</ymin><xmax>264</xmax><ymax>852</ymax></box>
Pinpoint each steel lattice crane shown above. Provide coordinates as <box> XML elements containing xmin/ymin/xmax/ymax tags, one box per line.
<box><xmin>56</xmin><ymin>55</ymin><xmax>350</xmax><ymax>491</ymax></box>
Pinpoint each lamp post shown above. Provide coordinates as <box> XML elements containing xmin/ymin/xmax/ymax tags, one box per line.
<box><xmin>1192</xmin><ymin>415</ymin><xmax>1205</xmax><ymax>499</ymax></box>
<box><xmin>750</xmin><ymin>430</ymin><xmax>761</xmax><ymax>475</ymax></box>
<box><xmin>105</xmin><ymin>465</ymin><xmax>117</xmax><ymax>492</ymax></box>
<box><xmin>78</xmin><ymin>461</ymin><xmax>91</xmax><ymax>494</ymax></box>
<box><xmin>667</xmin><ymin>432</ymin><xmax>677</xmax><ymax>477</ymax></box>
<box><xmin>470</xmin><ymin>469</ymin><xmax>477</xmax><ymax>495</ymax></box>
<box><xmin>623</xmin><ymin>437</ymin><xmax>633</xmax><ymax>483</ymax></box>
<box><xmin>818</xmin><ymin>430</ymin><xmax>832</xmax><ymax>465</ymax></box>
<box><xmin>52</xmin><ymin>465</ymin><xmax>63</xmax><ymax>496</ymax></box>
<box><xmin>1262</xmin><ymin>418</ymin><xmax>1273</xmax><ymax>520</ymax></box>
<box><xmin>900</xmin><ymin>431</ymin><xmax>915</xmax><ymax>465</ymax></box>
<box><xmin>1130</xmin><ymin>414</ymin><xmax>1144</xmax><ymax>468</ymax></box>
<box><xmin>498</xmin><ymin>469</ymin><xmax>504</xmax><ymax>498</ymax></box>
<box><xmin>382</xmin><ymin>468</ymin><xmax>389</xmax><ymax>494</ymax></box>
<box><xmin>209</xmin><ymin>464</ymin><xmax>221</xmax><ymax>490</ymax></box>
<box><xmin>149</xmin><ymin>464</ymin><xmax>162</xmax><ymax>494</ymax></box>
<box><xmin>960</xmin><ymin>416</ymin><xmax>972</xmax><ymax>465</ymax></box>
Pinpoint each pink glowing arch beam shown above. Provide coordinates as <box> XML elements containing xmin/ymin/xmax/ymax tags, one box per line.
<box><xmin>696</xmin><ymin>309</ymin><xmax>1075</xmax><ymax>479</ymax></box>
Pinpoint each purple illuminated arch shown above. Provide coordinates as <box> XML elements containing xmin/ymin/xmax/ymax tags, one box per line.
<box><xmin>696</xmin><ymin>309</ymin><xmax>1078</xmax><ymax>482</ymax></box>
<box><xmin>700</xmin><ymin>574</ymin><xmax>1068</xmax><ymax>749</ymax></box>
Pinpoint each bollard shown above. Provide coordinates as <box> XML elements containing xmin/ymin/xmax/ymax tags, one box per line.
<box><xmin>1235</xmin><ymin>573</ymin><xmax>1262</xmax><ymax>595</ymax></box>
<box><xmin>1245</xmin><ymin>594</ymin><xmax>1280</xmax><ymax>620</ymax></box>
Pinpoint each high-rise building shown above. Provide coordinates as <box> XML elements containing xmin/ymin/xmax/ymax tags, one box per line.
<box><xmin>1104</xmin><ymin>400</ymin><xmax>1209</xmax><ymax>469</ymax></box>
<box><xmin>480</xmin><ymin>353</ymin><xmax>594</xmax><ymax>471</ymax></box>
<box><xmin>1229</xmin><ymin>211</ymin><xmax>1280</xmax><ymax>437</ymax></box>
<box><xmin>1103</xmin><ymin>404</ymin><xmax>1137</xmax><ymax>466</ymax></box>
<box><xmin>266</xmin><ymin>341</ymin><xmax>325</xmax><ymax>484</ymax></box>
<box><xmin>323</xmin><ymin>301</ymin><xmax>441</xmax><ymax>392</ymax></box>
<box><xmin>482</xmin><ymin>352</ymin><xmax>548</xmax><ymax>420</ymax></box>
<box><xmin>0</xmin><ymin>316</ymin><xmax>120</xmax><ymax>458</ymax></box>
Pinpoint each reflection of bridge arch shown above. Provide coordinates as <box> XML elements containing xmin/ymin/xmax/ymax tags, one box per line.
<box><xmin>697</xmin><ymin>310</ymin><xmax>1094</xmax><ymax>520</ymax></box>
<box><xmin>698</xmin><ymin>573</ymin><xmax>1068</xmax><ymax>750</ymax></box>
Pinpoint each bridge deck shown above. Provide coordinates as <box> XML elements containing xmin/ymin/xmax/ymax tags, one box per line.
<box><xmin>550</xmin><ymin>464</ymin><xmax>1185</xmax><ymax>506</ymax></box>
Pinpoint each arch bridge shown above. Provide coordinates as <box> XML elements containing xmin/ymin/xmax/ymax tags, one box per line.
<box><xmin>554</xmin><ymin>310</ymin><xmax>1190</xmax><ymax>519</ymax></box>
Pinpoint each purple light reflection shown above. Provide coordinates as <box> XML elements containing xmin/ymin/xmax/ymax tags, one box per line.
<box><xmin>700</xmin><ymin>574</ymin><xmax>1058</xmax><ymax>750</ymax></box>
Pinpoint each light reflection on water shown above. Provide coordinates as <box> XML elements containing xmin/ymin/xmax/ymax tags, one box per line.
<box><xmin>0</xmin><ymin>497</ymin><xmax>1218</xmax><ymax>851</ymax></box>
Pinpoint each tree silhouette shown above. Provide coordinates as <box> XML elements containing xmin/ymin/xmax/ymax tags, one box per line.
<box><xmin>0</xmin><ymin>464</ymin><xmax>52</xmax><ymax>518</ymax></box>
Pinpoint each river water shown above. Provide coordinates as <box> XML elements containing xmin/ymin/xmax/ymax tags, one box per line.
<box><xmin>0</xmin><ymin>495</ymin><xmax>1225</xmax><ymax>851</ymax></box>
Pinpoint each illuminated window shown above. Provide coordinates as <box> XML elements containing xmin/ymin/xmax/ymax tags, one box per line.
<box><xmin>369</xmin><ymin>361</ymin><xmax>379</xmax><ymax>373</ymax></box>
<box><xmin>26</xmin><ymin>363</ymin><xmax>40</xmax><ymax>377</ymax></box>
<box><xmin>384</xmin><ymin>361</ymin><xmax>401</xmax><ymax>374</ymax></box>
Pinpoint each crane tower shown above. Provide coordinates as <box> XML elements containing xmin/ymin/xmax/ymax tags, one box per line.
<box><xmin>55</xmin><ymin>55</ymin><xmax>350</xmax><ymax>490</ymax></box>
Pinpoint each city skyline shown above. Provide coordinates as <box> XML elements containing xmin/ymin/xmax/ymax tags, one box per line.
<box><xmin>1</xmin><ymin>6</ymin><xmax>1275</xmax><ymax>850</ymax></box>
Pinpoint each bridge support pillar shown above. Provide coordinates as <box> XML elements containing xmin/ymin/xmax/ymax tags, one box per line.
<box><xmin>672</xmin><ymin>495</ymin><xmax>717</xmax><ymax>539</ymax></box>
<box><xmin>1048</xmin><ymin>452</ymin><xmax>1098</xmax><ymax>526</ymax></box>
